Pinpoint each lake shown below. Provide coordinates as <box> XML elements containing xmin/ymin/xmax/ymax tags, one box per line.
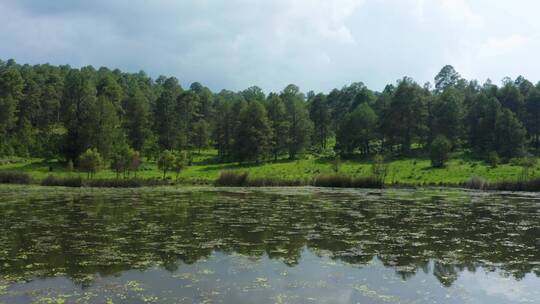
<box><xmin>0</xmin><ymin>185</ymin><xmax>539</xmax><ymax>303</ymax></box>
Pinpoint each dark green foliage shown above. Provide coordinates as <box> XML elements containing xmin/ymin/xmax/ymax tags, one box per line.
<box><xmin>266</xmin><ymin>93</ymin><xmax>289</xmax><ymax>160</ymax></box>
<box><xmin>78</xmin><ymin>148</ymin><xmax>102</xmax><ymax>178</ymax></box>
<box><xmin>213</xmin><ymin>93</ymin><xmax>242</xmax><ymax>160</ymax></box>
<box><xmin>495</xmin><ymin>109</ymin><xmax>526</xmax><ymax>159</ymax></box>
<box><xmin>41</xmin><ymin>175</ymin><xmax>168</xmax><ymax>188</ymax></box>
<box><xmin>309</xmin><ymin>93</ymin><xmax>332</xmax><ymax>149</ymax></box>
<box><xmin>215</xmin><ymin>170</ymin><xmax>306</xmax><ymax>187</ymax></box>
<box><xmin>313</xmin><ymin>175</ymin><xmax>383</xmax><ymax>189</ymax></box>
<box><xmin>467</xmin><ymin>94</ymin><xmax>500</xmax><ymax>154</ymax></box>
<box><xmin>430</xmin><ymin>135</ymin><xmax>451</xmax><ymax>168</ymax></box>
<box><xmin>525</xmin><ymin>87</ymin><xmax>540</xmax><ymax>150</ymax></box>
<box><xmin>0</xmin><ymin>68</ymin><xmax>24</xmax><ymax>137</ymax></box>
<box><xmin>128</xmin><ymin>149</ymin><xmax>143</xmax><ymax>176</ymax></box>
<box><xmin>244</xmin><ymin>177</ymin><xmax>306</xmax><ymax>187</ymax></box>
<box><xmin>61</xmin><ymin>68</ymin><xmax>98</xmax><ymax>162</ymax></box>
<box><xmin>0</xmin><ymin>171</ymin><xmax>32</xmax><ymax>184</ymax></box>
<box><xmin>41</xmin><ymin>175</ymin><xmax>83</xmax><ymax>187</ymax></box>
<box><xmin>84</xmin><ymin>178</ymin><xmax>168</xmax><ymax>188</ymax></box>
<box><xmin>465</xmin><ymin>176</ymin><xmax>540</xmax><ymax>192</ymax></box>
<box><xmin>281</xmin><ymin>86</ymin><xmax>313</xmax><ymax>159</ymax></box>
<box><xmin>172</xmin><ymin>150</ymin><xmax>188</xmax><ymax>180</ymax></box>
<box><xmin>157</xmin><ymin>150</ymin><xmax>175</xmax><ymax>178</ymax></box>
<box><xmin>123</xmin><ymin>85</ymin><xmax>151</xmax><ymax>151</ymax></box>
<box><xmin>153</xmin><ymin>77</ymin><xmax>182</xmax><ymax>150</ymax></box>
<box><xmin>313</xmin><ymin>175</ymin><xmax>352</xmax><ymax>187</ymax></box>
<box><xmin>430</xmin><ymin>88</ymin><xmax>463</xmax><ymax>146</ymax></box>
<box><xmin>111</xmin><ymin>147</ymin><xmax>142</xmax><ymax>177</ymax></box>
<box><xmin>192</xmin><ymin>120</ymin><xmax>210</xmax><ymax>152</ymax></box>
<box><xmin>335</xmin><ymin>103</ymin><xmax>377</xmax><ymax>156</ymax></box>
<box><xmin>434</xmin><ymin>65</ymin><xmax>461</xmax><ymax>93</ymax></box>
<box><xmin>233</xmin><ymin>101</ymin><xmax>272</xmax><ymax>162</ymax></box>
<box><xmin>381</xmin><ymin>77</ymin><xmax>427</xmax><ymax>153</ymax></box>
<box><xmin>0</xmin><ymin>59</ymin><xmax>539</xmax><ymax>167</ymax></box>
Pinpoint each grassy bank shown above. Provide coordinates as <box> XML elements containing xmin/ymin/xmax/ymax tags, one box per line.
<box><xmin>1</xmin><ymin>150</ymin><xmax>539</xmax><ymax>189</ymax></box>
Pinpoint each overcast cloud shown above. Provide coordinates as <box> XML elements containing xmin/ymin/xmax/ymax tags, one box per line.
<box><xmin>1</xmin><ymin>0</ymin><xmax>539</xmax><ymax>93</ymax></box>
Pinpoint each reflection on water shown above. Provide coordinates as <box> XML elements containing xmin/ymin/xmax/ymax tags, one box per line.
<box><xmin>0</xmin><ymin>186</ymin><xmax>539</xmax><ymax>303</ymax></box>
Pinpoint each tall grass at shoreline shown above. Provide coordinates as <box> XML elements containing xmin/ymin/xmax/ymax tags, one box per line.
<box><xmin>3</xmin><ymin>151</ymin><xmax>540</xmax><ymax>191</ymax></box>
<box><xmin>313</xmin><ymin>174</ymin><xmax>384</xmax><ymax>188</ymax></box>
<box><xmin>0</xmin><ymin>171</ymin><xmax>32</xmax><ymax>184</ymax></box>
<box><xmin>215</xmin><ymin>171</ymin><xmax>308</xmax><ymax>187</ymax></box>
<box><xmin>40</xmin><ymin>175</ymin><xmax>170</xmax><ymax>188</ymax></box>
<box><xmin>215</xmin><ymin>171</ymin><xmax>383</xmax><ymax>188</ymax></box>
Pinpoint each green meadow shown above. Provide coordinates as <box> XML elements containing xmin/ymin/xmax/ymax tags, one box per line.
<box><xmin>1</xmin><ymin>149</ymin><xmax>535</xmax><ymax>186</ymax></box>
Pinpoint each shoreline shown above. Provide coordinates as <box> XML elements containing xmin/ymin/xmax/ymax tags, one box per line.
<box><xmin>0</xmin><ymin>172</ymin><xmax>537</xmax><ymax>193</ymax></box>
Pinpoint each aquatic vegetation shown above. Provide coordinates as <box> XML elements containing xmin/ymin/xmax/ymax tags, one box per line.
<box><xmin>0</xmin><ymin>185</ymin><xmax>539</xmax><ymax>303</ymax></box>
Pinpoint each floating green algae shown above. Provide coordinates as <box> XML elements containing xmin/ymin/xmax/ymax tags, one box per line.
<box><xmin>0</xmin><ymin>185</ymin><xmax>539</xmax><ymax>303</ymax></box>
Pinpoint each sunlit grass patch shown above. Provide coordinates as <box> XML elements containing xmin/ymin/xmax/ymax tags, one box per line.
<box><xmin>0</xmin><ymin>149</ymin><xmax>537</xmax><ymax>188</ymax></box>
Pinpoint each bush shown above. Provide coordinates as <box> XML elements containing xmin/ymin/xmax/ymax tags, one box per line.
<box><xmin>158</xmin><ymin>150</ymin><xmax>175</xmax><ymax>179</ymax></box>
<box><xmin>246</xmin><ymin>177</ymin><xmax>306</xmax><ymax>187</ymax></box>
<box><xmin>41</xmin><ymin>175</ymin><xmax>83</xmax><ymax>187</ymax></box>
<box><xmin>465</xmin><ymin>176</ymin><xmax>487</xmax><ymax>190</ymax></box>
<box><xmin>85</xmin><ymin>178</ymin><xmax>168</xmax><ymax>188</ymax></box>
<box><xmin>351</xmin><ymin>176</ymin><xmax>384</xmax><ymax>188</ymax></box>
<box><xmin>41</xmin><ymin>175</ymin><xmax>169</xmax><ymax>188</ymax></box>
<box><xmin>215</xmin><ymin>171</ymin><xmax>249</xmax><ymax>186</ymax></box>
<box><xmin>313</xmin><ymin>175</ymin><xmax>383</xmax><ymax>188</ymax></box>
<box><xmin>79</xmin><ymin>148</ymin><xmax>103</xmax><ymax>178</ymax></box>
<box><xmin>0</xmin><ymin>171</ymin><xmax>32</xmax><ymax>184</ymax></box>
<box><xmin>430</xmin><ymin>135</ymin><xmax>451</xmax><ymax>168</ymax></box>
<box><xmin>313</xmin><ymin>175</ymin><xmax>352</xmax><ymax>187</ymax></box>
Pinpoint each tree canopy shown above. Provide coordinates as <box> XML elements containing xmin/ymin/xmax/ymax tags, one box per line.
<box><xmin>0</xmin><ymin>60</ymin><xmax>536</xmax><ymax>165</ymax></box>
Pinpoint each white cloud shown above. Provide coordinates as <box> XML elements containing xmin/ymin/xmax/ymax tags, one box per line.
<box><xmin>478</xmin><ymin>35</ymin><xmax>532</xmax><ymax>57</ymax></box>
<box><xmin>1</xmin><ymin>0</ymin><xmax>540</xmax><ymax>92</ymax></box>
<box><xmin>439</xmin><ymin>0</ymin><xmax>484</xmax><ymax>28</ymax></box>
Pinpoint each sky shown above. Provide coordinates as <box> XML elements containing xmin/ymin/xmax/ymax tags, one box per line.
<box><xmin>1</xmin><ymin>0</ymin><xmax>540</xmax><ymax>93</ymax></box>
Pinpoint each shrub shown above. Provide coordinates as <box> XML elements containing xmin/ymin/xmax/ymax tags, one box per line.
<box><xmin>465</xmin><ymin>176</ymin><xmax>487</xmax><ymax>190</ymax></box>
<box><xmin>41</xmin><ymin>175</ymin><xmax>83</xmax><ymax>187</ymax></box>
<box><xmin>41</xmin><ymin>175</ymin><xmax>169</xmax><ymax>188</ymax></box>
<box><xmin>173</xmin><ymin>151</ymin><xmax>188</xmax><ymax>180</ymax></box>
<box><xmin>313</xmin><ymin>175</ymin><xmax>352</xmax><ymax>188</ymax></box>
<box><xmin>430</xmin><ymin>135</ymin><xmax>451</xmax><ymax>168</ymax></box>
<box><xmin>128</xmin><ymin>149</ymin><xmax>143</xmax><ymax>177</ymax></box>
<box><xmin>313</xmin><ymin>174</ymin><xmax>383</xmax><ymax>188</ymax></box>
<box><xmin>371</xmin><ymin>154</ymin><xmax>388</xmax><ymax>182</ymax></box>
<box><xmin>246</xmin><ymin>177</ymin><xmax>306</xmax><ymax>187</ymax></box>
<box><xmin>110</xmin><ymin>147</ymin><xmax>143</xmax><ymax>178</ymax></box>
<box><xmin>85</xmin><ymin>178</ymin><xmax>168</xmax><ymax>188</ymax></box>
<box><xmin>0</xmin><ymin>171</ymin><xmax>32</xmax><ymax>184</ymax></box>
<box><xmin>110</xmin><ymin>147</ymin><xmax>129</xmax><ymax>178</ymax></box>
<box><xmin>351</xmin><ymin>176</ymin><xmax>384</xmax><ymax>188</ymax></box>
<box><xmin>79</xmin><ymin>148</ymin><xmax>103</xmax><ymax>178</ymax></box>
<box><xmin>158</xmin><ymin>150</ymin><xmax>175</xmax><ymax>179</ymax></box>
<box><xmin>511</xmin><ymin>155</ymin><xmax>537</xmax><ymax>182</ymax></box>
<box><xmin>215</xmin><ymin>171</ymin><xmax>249</xmax><ymax>186</ymax></box>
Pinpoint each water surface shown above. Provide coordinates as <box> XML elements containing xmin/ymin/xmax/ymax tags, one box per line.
<box><xmin>0</xmin><ymin>185</ymin><xmax>539</xmax><ymax>303</ymax></box>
